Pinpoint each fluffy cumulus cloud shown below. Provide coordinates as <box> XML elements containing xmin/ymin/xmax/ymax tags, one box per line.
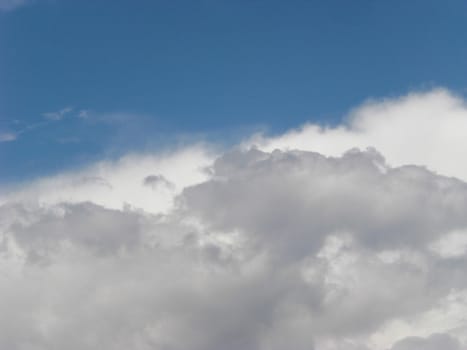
<box><xmin>1</xmin><ymin>89</ymin><xmax>467</xmax><ymax>349</ymax></box>
<box><xmin>0</xmin><ymin>146</ymin><xmax>213</xmax><ymax>213</ymax></box>
<box><xmin>248</xmin><ymin>88</ymin><xmax>467</xmax><ymax>182</ymax></box>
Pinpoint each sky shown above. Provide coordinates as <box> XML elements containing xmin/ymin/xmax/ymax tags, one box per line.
<box><xmin>2</xmin><ymin>1</ymin><xmax>467</xmax><ymax>350</ymax></box>
<box><xmin>2</xmin><ymin>0</ymin><xmax>467</xmax><ymax>180</ymax></box>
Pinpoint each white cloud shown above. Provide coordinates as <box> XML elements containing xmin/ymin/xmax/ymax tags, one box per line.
<box><xmin>1</xmin><ymin>145</ymin><xmax>214</xmax><ymax>214</ymax></box>
<box><xmin>1</xmin><ymin>88</ymin><xmax>467</xmax><ymax>349</ymax></box>
<box><xmin>42</xmin><ymin>107</ymin><xmax>74</xmax><ymax>121</ymax></box>
<box><xmin>429</xmin><ymin>230</ymin><xmax>467</xmax><ymax>258</ymax></box>
<box><xmin>247</xmin><ymin>88</ymin><xmax>467</xmax><ymax>182</ymax></box>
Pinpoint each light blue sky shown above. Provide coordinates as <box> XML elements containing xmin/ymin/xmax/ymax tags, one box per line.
<box><xmin>1</xmin><ymin>0</ymin><xmax>467</xmax><ymax>181</ymax></box>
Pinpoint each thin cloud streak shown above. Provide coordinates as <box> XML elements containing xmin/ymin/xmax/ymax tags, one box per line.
<box><xmin>42</xmin><ymin>107</ymin><xmax>74</xmax><ymax>121</ymax></box>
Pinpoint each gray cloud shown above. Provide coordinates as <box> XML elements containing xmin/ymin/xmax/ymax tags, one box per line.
<box><xmin>1</xmin><ymin>148</ymin><xmax>467</xmax><ymax>349</ymax></box>
<box><xmin>143</xmin><ymin>174</ymin><xmax>175</xmax><ymax>190</ymax></box>
<box><xmin>183</xmin><ymin>148</ymin><xmax>467</xmax><ymax>255</ymax></box>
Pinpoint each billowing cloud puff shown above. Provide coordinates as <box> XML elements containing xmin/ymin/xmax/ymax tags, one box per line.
<box><xmin>1</xmin><ymin>89</ymin><xmax>467</xmax><ymax>349</ymax></box>
<box><xmin>248</xmin><ymin>88</ymin><xmax>467</xmax><ymax>181</ymax></box>
<box><xmin>0</xmin><ymin>146</ymin><xmax>213</xmax><ymax>214</ymax></box>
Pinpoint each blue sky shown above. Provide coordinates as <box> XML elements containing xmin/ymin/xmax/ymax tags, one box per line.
<box><xmin>1</xmin><ymin>0</ymin><xmax>467</xmax><ymax>181</ymax></box>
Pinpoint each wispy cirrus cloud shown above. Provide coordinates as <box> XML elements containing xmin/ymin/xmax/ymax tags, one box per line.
<box><xmin>42</xmin><ymin>106</ymin><xmax>74</xmax><ymax>121</ymax></box>
<box><xmin>0</xmin><ymin>106</ymin><xmax>86</xmax><ymax>143</ymax></box>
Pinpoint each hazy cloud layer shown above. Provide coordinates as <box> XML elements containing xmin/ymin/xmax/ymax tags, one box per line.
<box><xmin>1</xmin><ymin>89</ymin><xmax>467</xmax><ymax>349</ymax></box>
<box><xmin>0</xmin><ymin>131</ymin><xmax>16</xmax><ymax>142</ymax></box>
<box><xmin>0</xmin><ymin>0</ymin><xmax>29</xmax><ymax>12</ymax></box>
<box><xmin>390</xmin><ymin>334</ymin><xmax>461</xmax><ymax>350</ymax></box>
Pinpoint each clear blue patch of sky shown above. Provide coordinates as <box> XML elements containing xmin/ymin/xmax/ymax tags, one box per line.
<box><xmin>1</xmin><ymin>0</ymin><xmax>467</xmax><ymax>182</ymax></box>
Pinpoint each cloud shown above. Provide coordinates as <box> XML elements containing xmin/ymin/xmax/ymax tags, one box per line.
<box><xmin>1</xmin><ymin>88</ymin><xmax>467</xmax><ymax>349</ymax></box>
<box><xmin>2</xmin><ymin>148</ymin><xmax>467</xmax><ymax>349</ymax></box>
<box><xmin>247</xmin><ymin>88</ymin><xmax>467</xmax><ymax>182</ymax></box>
<box><xmin>0</xmin><ymin>131</ymin><xmax>16</xmax><ymax>142</ymax></box>
<box><xmin>181</xmin><ymin>149</ymin><xmax>467</xmax><ymax>347</ymax></box>
<box><xmin>1</xmin><ymin>145</ymin><xmax>214</xmax><ymax>214</ymax></box>
<box><xmin>183</xmin><ymin>148</ymin><xmax>467</xmax><ymax>254</ymax></box>
<box><xmin>42</xmin><ymin>107</ymin><xmax>74</xmax><ymax>121</ymax></box>
<box><xmin>78</xmin><ymin>110</ymin><xmax>89</xmax><ymax>119</ymax></box>
<box><xmin>142</xmin><ymin>174</ymin><xmax>175</xmax><ymax>190</ymax></box>
<box><xmin>0</xmin><ymin>106</ymin><xmax>83</xmax><ymax>143</ymax></box>
<box><xmin>389</xmin><ymin>333</ymin><xmax>461</xmax><ymax>350</ymax></box>
<box><xmin>0</xmin><ymin>0</ymin><xmax>29</xmax><ymax>12</ymax></box>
